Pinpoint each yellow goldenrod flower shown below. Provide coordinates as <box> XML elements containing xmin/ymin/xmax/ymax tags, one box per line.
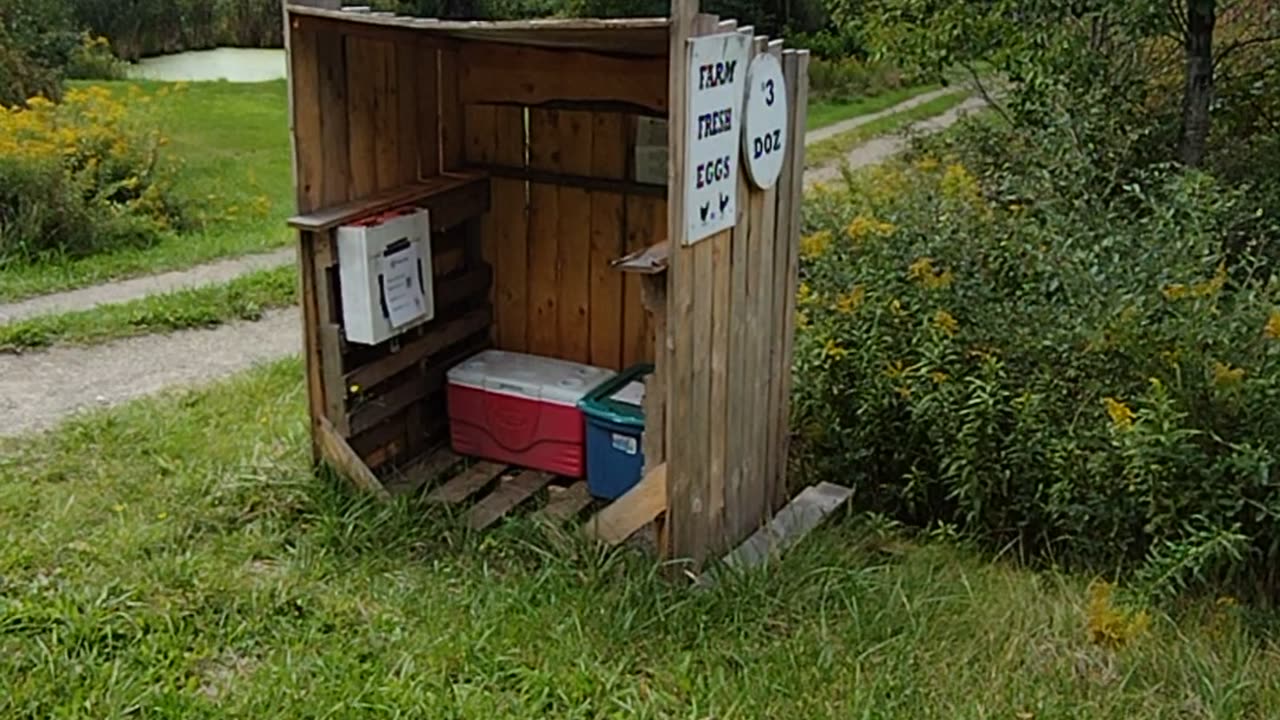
<box><xmin>822</xmin><ymin>338</ymin><xmax>849</xmax><ymax>361</ymax></box>
<box><xmin>1264</xmin><ymin>309</ymin><xmax>1280</xmax><ymax>340</ymax></box>
<box><xmin>1103</xmin><ymin>397</ymin><xmax>1135</xmax><ymax>429</ymax></box>
<box><xmin>884</xmin><ymin>360</ymin><xmax>907</xmax><ymax>379</ymax></box>
<box><xmin>845</xmin><ymin>213</ymin><xmax>896</xmax><ymax>242</ymax></box>
<box><xmin>933</xmin><ymin>309</ymin><xmax>959</xmax><ymax>336</ymax></box>
<box><xmin>908</xmin><ymin>256</ymin><xmax>954</xmax><ymax>290</ymax></box>
<box><xmin>834</xmin><ymin>285</ymin><xmax>865</xmax><ymax>315</ymax></box>
<box><xmin>1192</xmin><ymin>262</ymin><xmax>1228</xmax><ymax>297</ymax></box>
<box><xmin>1212</xmin><ymin>361</ymin><xmax>1245</xmax><ymax>387</ymax></box>
<box><xmin>797</xmin><ymin>281</ymin><xmax>815</xmax><ymax>307</ymax></box>
<box><xmin>800</xmin><ymin>230</ymin><xmax>832</xmax><ymax>259</ymax></box>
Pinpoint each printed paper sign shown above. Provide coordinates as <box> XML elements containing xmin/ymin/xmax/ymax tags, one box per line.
<box><xmin>380</xmin><ymin>241</ymin><xmax>428</xmax><ymax>328</ymax></box>
<box><xmin>742</xmin><ymin>53</ymin><xmax>788</xmax><ymax>189</ymax></box>
<box><xmin>684</xmin><ymin>32</ymin><xmax>749</xmax><ymax>245</ymax></box>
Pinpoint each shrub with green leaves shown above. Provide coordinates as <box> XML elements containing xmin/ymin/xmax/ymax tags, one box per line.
<box><xmin>794</xmin><ymin>152</ymin><xmax>1280</xmax><ymax>599</ymax></box>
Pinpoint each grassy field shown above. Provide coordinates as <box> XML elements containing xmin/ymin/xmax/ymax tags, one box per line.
<box><xmin>805</xmin><ymin>90</ymin><xmax>972</xmax><ymax>168</ymax></box>
<box><xmin>0</xmin><ymin>80</ymin><xmax>293</xmax><ymax>303</ymax></box>
<box><xmin>805</xmin><ymin>82</ymin><xmax>943</xmax><ymax>131</ymax></box>
<box><xmin>1</xmin><ymin>360</ymin><xmax>1278</xmax><ymax>717</ymax></box>
<box><xmin>0</xmin><ymin>266</ymin><xmax>295</xmax><ymax>352</ymax></box>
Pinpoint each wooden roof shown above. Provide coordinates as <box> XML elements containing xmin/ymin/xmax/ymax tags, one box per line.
<box><xmin>286</xmin><ymin>4</ymin><xmax>671</xmax><ymax>57</ymax></box>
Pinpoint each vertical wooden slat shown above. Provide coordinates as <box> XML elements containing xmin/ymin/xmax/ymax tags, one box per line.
<box><xmin>742</xmin><ymin>40</ymin><xmax>784</xmax><ymax>537</ymax></box>
<box><xmin>492</xmin><ymin>106</ymin><xmax>529</xmax><ymax>352</ymax></box>
<box><xmin>527</xmin><ymin>109</ymin><xmax>561</xmax><ymax>356</ymax></box>
<box><xmin>317</xmin><ymin>31</ymin><xmax>350</xmax><ymax>206</ymax></box>
<box><xmin>588</xmin><ymin>112</ymin><xmax>627</xmax><ymax>370</ymax></box>
<box><xmin>771</xmin><ymin>49</ymin><xmax>810</xmax><ymax>509</ymax></box>
<box><xmin>469</xmin><ymin>103</ymin><xmax>500</xmax><ymax>340</ymax></box>
<box><xmin>665</xmin><ymin>5</ymin><xmax>719</xmax><ymax>569</ymax></box>
<box><xmin>724</xmin><ymin>33</ymin><xmax>764</xmax><ymax>546</ymax></box>
<box><xmin>417</xmin><ymin>47</ymin><xmax>440</xmax><ymax>179</ymax></box>
<box><xmin>557</xmin><ymin>110</ymin><xmax>594</xmax><ymax>364</ymax></box>
<box><xmin>439</xmin><ymin>47</ymin><xmax>464</xmax><ymax>172</ymax></box>
<box><xmin>622</xmin><ymin>195</ymin><xmax>660</xmax><ymax>366</ymax></box>
<box><xmin>289</xmin><ymin>27</ymin><xmax>323</xmax><ymax>213</ymax></box>
<box><xmin>464</xmin><ymin>104</ymin><xmax>497</xmax><ymax>165</ymax></box>
<box><xmin>345</xmin><ymin>36</ymin><xmax>378</xmax><ymax>199</ymax></box>
<box><xmin>396</xmin><ymin>42</ymin><xmax>421</xmax><ymax>185</ymax></box>
<box><xmin>704</xmin><ymin>17</ymin><xmax>740</xmax><ymax>552</ymax></box>
<box><xmin>372</xmin><ymin>40</ymin><xmax>400</xmax><ymax>191</ymax></box>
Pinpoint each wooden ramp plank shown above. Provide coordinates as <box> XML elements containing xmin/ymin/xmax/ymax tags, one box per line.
<box><xmin>720</xmin><ymin>482</ymin><xmax>853</xmax><ymax>571</ymax></box>
<box><xmin>535</xmin><ymin>482</ymin><xmax>593</xmax><ymax>525</ymax></box>
<box><xmin>584</xmin><ymin>463</ymin><xmax>667</xmax><ymax>547</ymax></box>
<box><xmin>384</xmin><ymin>447</ymin><xmax>462</xmax><ymax>497</ymax></box>
<box><xmin>425</xmin><ymin>461</ymin><xmax>507</xmax><ymax>504</ymax></box>
<box><xmin>467</xmin><ymin>470</ymin><xmax>555</xmax><ymax>530</ymax></box>
<box><xmin>317</xmin><ymin>416</ymin><xmax>392</xmax><ymax>500</ymax></box>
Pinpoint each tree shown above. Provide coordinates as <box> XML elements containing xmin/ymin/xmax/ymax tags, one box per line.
<box><xmin>841</xmin><ymin>0</ymin><xmax>1279</xmax><ymax>167</ymax></box>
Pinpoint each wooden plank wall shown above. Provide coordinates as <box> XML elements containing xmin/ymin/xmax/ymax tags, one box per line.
<box><xmin>289</xmin><ymin>17</ymin><xmax>494</xmax><ymax>477</ymax></box>
<box><xmin>467</xmin><ymin>104</ymin><xmax>665</xmax><ymax>371</ymax></box>
<box><xmin>663</xmin><ymin>4</ymin><xmax>811</xmax><ymax>569</ymax></box>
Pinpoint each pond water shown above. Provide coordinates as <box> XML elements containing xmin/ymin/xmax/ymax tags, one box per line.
<box><xmin>129</xmin><ymin>48</ymin><xmax>286</xmax><ymax>83</ymax></box>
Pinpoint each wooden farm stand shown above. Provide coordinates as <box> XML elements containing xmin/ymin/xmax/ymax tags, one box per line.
<box><xmin>284</xmin><ymin>0</ymin><xmax>834</xmax><ymax>571</ymax></box>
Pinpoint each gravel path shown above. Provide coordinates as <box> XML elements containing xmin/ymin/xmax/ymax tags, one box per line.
<box><xmin>0</xmin><ymin>248</ymin><xmax>295</xmax><ymax>323</ymax></box>
<box><xmin>804</xmin><ymin>95</ymin><xmax>989</xmax><ymax>189</ymax></box>
<box><xmin>803</xmin><ymin>86</ymin><xmax>969</xmax><ymax>145</ymax></box>
<box><xmin>0</xmin><ymin>309</ymin><xmax>299</xmax><ymax>437</ymax></box>
<box><xmin>1</xmin><ymin>93</ymin><xmax>984</xmax><ymax>438</ymax></box>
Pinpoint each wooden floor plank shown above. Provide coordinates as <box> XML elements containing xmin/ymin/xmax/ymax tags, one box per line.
<box><xmin>425</xmin><ymin>461</ymin><xmax>508</xmax><ymax>504</ymax></box>
<box><xmin>467</xmin><ymin>470</ymin><xmax>555</xmax><ymax>530</ymax></box>
<box><xmin>534</xmin><ymin>482</ymin><xmax>593</xmax><ymax>525</ymax></box>
<box><xmin>384</xmin><ymin>447</ymin><xmax>462</xmax><ymax>497</ymax></box>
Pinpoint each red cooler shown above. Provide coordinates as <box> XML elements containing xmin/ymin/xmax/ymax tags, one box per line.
<box><xmin>446</xmin><ymin>350</ymin><xmax>616</xmax><ymax>477</ymax></box>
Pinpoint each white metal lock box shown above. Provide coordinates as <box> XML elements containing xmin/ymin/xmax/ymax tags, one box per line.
<box><xmin>336</xmin><ymin>206</ymin><xmax>434</xmax><ymax>345</ymax></box>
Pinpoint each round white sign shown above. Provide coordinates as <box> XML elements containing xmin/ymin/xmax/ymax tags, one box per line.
<box><xmin>741</xmin><ymin>53</ymin><xmax>788</xmax><ymax>189</ymax></box>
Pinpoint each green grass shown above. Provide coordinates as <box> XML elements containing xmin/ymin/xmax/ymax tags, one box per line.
<box><xmin>0</xmin><ymin>79</ymin><xmax>293</xmax><ymax>303</ymax></box>
<box><xmin>805</xmin><ymin>82</ymin><xmax>943</xmax><ymax>131</ymax></box>
<box><xmin>805</xmin><ymin>90</ymin><xmax>973</xmax><ymax>169</ymax></box>
<box><xmin>0</xmin><ymin>266</ymin><xmax>296</xmax><ymax>352</ymax></box>
<box><xmin>2</xmin><ymin>361</ymin><xmax>1279</xmax><ymax>717</ymax></box>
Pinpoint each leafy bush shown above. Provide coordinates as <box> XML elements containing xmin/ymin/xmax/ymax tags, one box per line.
<box><xmin>64</xmin><ymin>32</ymin><xmax>125</xmax><ymax>80</ymax></box>
<box><xmin>0</xmin><ymin>86</ymin><xmax>183</xmax><ymax>264</ymax></box>
<box><xmin>794</xmin><ymin>152</ymin><xmax>1280</xmax><ymax>598</ymax></box>
<box><xmin>807</xmin><ymin>56</ymin><xmax>914</xmax><ymax>102</ymax></box>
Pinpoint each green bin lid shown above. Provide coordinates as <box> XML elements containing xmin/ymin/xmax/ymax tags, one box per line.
<box><xmin>578</xmin><ymin>363</ymin><xmax>654</xmax><ymax>428</ymax></box>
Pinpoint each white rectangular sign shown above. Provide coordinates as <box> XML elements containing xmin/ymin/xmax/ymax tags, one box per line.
<box><xmin>684</xmin><ymin>32</ymin><xmax>749</xmax><ymax>245</ymax></box>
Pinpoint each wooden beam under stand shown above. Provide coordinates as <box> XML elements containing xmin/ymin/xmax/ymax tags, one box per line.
<box><xmin>534</xmin><ymin>482</ymin><xmax>593</xmax><ymax>525</ymax></box>
<box><xmin>584</xmin><ymin>463</ymin><xmax>668</xmax><ymax>547</ymax></box>
<box><xmin>467</xmin><ymin>470</ymin><xmax>555</xmax><ymax>530</ymax></box>
<box><xmin>425</xmin><ymin>462</ymin><xmax>507</xmax><ymax>504</ymax></box>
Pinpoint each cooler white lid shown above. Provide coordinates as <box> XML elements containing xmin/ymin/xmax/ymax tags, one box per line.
<box><xmin>447</xmin><ymin>350</ymin><xmax>616</xmax><ymax>406</ymax></box>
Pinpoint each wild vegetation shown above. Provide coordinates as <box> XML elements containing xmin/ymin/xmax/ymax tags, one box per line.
<box><xmin>2</xmin><ymin>360</ymin><xmax>1278</xmax><ymax>716</ymax></box>
<box><xmin>794</xmin><ymin>0</ymin><xmax>1280</xmax><ymax>599</ymax></box>
<box><xmin>0</xmin><ymin>84</ymin><xmax>182</xmax><ymax>266</ymax></box>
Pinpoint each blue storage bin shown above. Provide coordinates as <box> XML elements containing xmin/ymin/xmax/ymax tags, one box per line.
<box><xmin>579</xmin><ymin>364</ymin><xmax>652</xmax><ymax>500</ymax></box>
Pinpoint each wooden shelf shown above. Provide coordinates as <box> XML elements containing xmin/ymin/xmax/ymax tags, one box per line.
<box><xmin>611</xmin><ymin>240</ymin><xmax>669</xmax><ymax>275</ymax></box>
<box><xmin>288</xmin><ymin>172</ymin><xmax>490</xmax><ymax>234</ymax></box>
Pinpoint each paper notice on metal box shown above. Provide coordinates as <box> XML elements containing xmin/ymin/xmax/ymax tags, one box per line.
<box><xmin>380</xmin><ymin>241</ymin><xmax>428</xmax><ymax>328</ymax></box>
